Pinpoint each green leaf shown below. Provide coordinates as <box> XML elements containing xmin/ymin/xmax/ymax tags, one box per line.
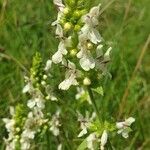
<box><xmin>77</xmin><ymin>138</ymin><xmax>87</xmax><ymax>150</ymax></box>
<box><xmin>92</xmin><ymin>86</ymin><xmax>104</xmax><ymax>96</ymax></box>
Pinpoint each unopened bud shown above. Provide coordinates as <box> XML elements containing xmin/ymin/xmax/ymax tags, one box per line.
<box><xmin>46</xmin><ymin>95</ymin><xmax>50</xmax><ymax>100</ymax></box>
<box><xmin>44</xmin><ymin>125</ymin><xmax>48</xmax><ymax>130</ymax></box>
<box><xmin>16</xmin><ymin>127</ymin><xmax>20</xmax><ymax>132</ymax></box>
<box><xmin>43</xmin><ymin>75</ymin><xmax>47</xmax><ymax>80</ymax></box>
<box><xmin>41</xmin><ymin>81</ymin><xmax>46</xmax><ymax>86</ymax></box>
<box><xmin>83</xmin><ymin>77</ymin><xmax>91</xmax><ymax>85</ymax></box>
<box><xmin>15</xmin><ymin>135</ymin><xmax>19</xmax><ymax>140</ymax></box>
<box><xmin>73</xmin><ymin>10</ymin><xmax>81</xmax><ymax>18</ymax></box>
<box><xmin>63</xmin><ymin>7</ymin><xmax>70</xmax><ymax>15</ymax></box>
<box><xmin>64</xmin><ymin>22</ymin><xmax>72</xmax><ymax>31</ymax></box>
<box><xmin>70</xmin><ymin>49</ymin><xmax>77</xmax><ymax>56</ymax></box>
<box><xmin>35</xmin><ymin>77</ymin><xmax>39</xmax><ymax>81</ymax></box>
<box><xmin>87</xmin><ymin>42</ymin><xmax>93</xmax><ymax>50</ymax></box>
<box><xmin>74</xmin><ymin>24</ymin><xmax>81</xmax><ymax>31</ymax></box>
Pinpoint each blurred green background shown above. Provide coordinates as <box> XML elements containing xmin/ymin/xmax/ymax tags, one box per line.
<box><xmin>0</xmin><ymin>0</ymin><xmax>150</xmax><ymax>149</ymax></box>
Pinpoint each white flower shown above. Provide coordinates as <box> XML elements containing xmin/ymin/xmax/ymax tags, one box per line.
<box><xmin>87</xmin><ymin>132</ymin><xmax>97</xmax><ymax>150</ymax></box>
<box><xmin>5</xmin><ymin>139</ymin><xmax>16</xmax><ymax>150</ymax></box>
<box><xmin>45</xmin><ymin>59</ymin><xmax>52</xmax><ymax>71</ymax></box>
<box><xmin>78</xmin><ymin>128</ymin><xmax>88</xmax><ymax>138</ymax></box>
<box><xmin>100</xmin><ymin>130</ymin><xmax>108</xmax><ymax>150</ymax></box>
<box><xmin>59</xmin><ymin>73</ymin><xmax>78</xmax><ymax>90</ymax></box>
<box><xmin>82</xmin><ymin>4</ymin><xmax>101</xmax><ymax>26</ymax></box>
<box><xmin>22</xmin><ymin>129</ymin><xmax>35</xmax><ymax>139</ymax></box>
<box><xmin>3</xmin><ymin>118</ymin><xmax>15</xmax><ymax>133</ymax></box>
<box><xmin>53</xmin><ymin>0</ymin><xmax>65</xmax><ymax>11</ymax></box>
<box><xmin>21</xmin><ymin>142</ymin><xmax>30</xmax><ymax>150</ymax></box>
<box><xmin>77</xmin><ymin>48</ymin><xmax>95</xmax><ymax>71</ymax></box>
<box><xmin>56</xmin><ymin>24</ymin><xmax>63</xmax><ymax>38</ymax></box>
<box><xmin>52</xmin><ymin>40</ymin><xmax>68</xmax><ymax>64</ymax></box>
<box><xmin>22</xmin><ymin>82</ymin><xmax>32</xmax><ymax>93</ymax></box>
<box><xmin>75</xmin><ymin>87</ymin><xmax>91</xmax><ymax>104</ymax></box>
<box><xmin>49</xmin><ymin>111</ymin><xmax>61</xmax><ymax>136</ymax></box>
<box><xmin>95</xmin><ymin>47</ymin><xmax>112</xmax><ymax>74</ymax></box>
<box><xmin>77</xmin><ymin>112</ymin><xmax>96</xmax><ymax>137</ymax></box>
<box><xmin>57</xmin><ymin>144</ymin><xmax>62</xmax><ymax>150</ymax></box>
<box><xmin>116</xmin><ymin>117</ymin><xmax>135</xmax><ymax>138</ymax></box>
<box><xmin>80</xmin><ymin>25</ymin><xmax>101</xmax><ymax>44</ymax></box>
<box><xmin>27</xmin><ymin>98</ymin><xmax>45</xmax><ymax>109</ymax></box>
<box><xmin>59</xmin><ymin>61</ymin><xmax>78</xmax><ymax>90</ymax></box>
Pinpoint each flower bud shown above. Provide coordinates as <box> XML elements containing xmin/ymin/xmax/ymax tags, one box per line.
<box><xmin>70</xmin><ymin>49</ymin><xmax>77</xmax><ymax>56</ymax></box>
<box><xmin>74</xmin><ymin>24</ymin><xmax>81</xmax><ymax>31</ymax></box>
<box><xmin>64</xmin><ymin>22</ymin><xmax>72</xmax><ymax>31</ymax></box>
<box><xmin>73</xmin><ymin>10</ymin><xmax>81</xmax><ymax>18</ymax></box>
<box><xmin>83</xmin><ymin>77</ymin><xmax>91</xmax><ymax>85</ymax></box>
<box><xmin>41</xmin><ymin>81</ymin><xmax>46</xmax><ymax>86</ymax></box>
<box><xmin>63</xmin><ymin>7</ymin><xmax>70</xmax><ymax>15</ymax></box>
<box><xmin>16</xmin><ymin>127</ymin><xmax>20</xmax><ymax>132</ymax></box>
<box><xmin>43</xmin><ymin>75</ymin><xmax>48</xmax><ymax>80</ymax></box>
<box><xmin>46</xmin><ymin>95</ymin><xmax>50</xmax><ymax>100</ymax></box>
<box><xmin>87</xmin><ymin>42</ymin><xmax>93</xmax><ymax>50</ymax></box>
<box><xmin>35</xmin><ymin>77</ymin><xmax>39</xmax><ymax>81</ymax></box>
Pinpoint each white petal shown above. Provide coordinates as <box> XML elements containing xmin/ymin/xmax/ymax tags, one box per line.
<box><xmin>68</xmin><ymin>61</ymin><xmax>76</xmax><ymax>70</ymax></box>
<box><xmin>96</xmin><ymin>44</ymin><xmax>103</xmax><ymax>57</ymax></box>
<box><xmin>89</xmin><ymin>4</ymin><xmax>101</xmax><ymax>17</ymax></box>
<box><xmin>88</xmin><ymin>28</ymin><xmax>101</xmax><ymax>44</ymax></box>
<box><xmin>125</xmin><ymin>117</ymin><xmax>135</xmax><ymax>126</ymax></box>
<box><xmin>36</xmin><ymin>99</ymin><xmax>45</xmax><ymax>109</ymax></box>
<box><xmin>58</xmin><ymin>79</ymin><xmax>71</xmax><ymax>90</ymax></box>
<box><xmin>101</xmin><ymin>130</ymin><xmax>108</xmax><ymax>147</ymax></box>
<box><xmin>56</xmin><ymin>24</ymin><xmax>63</xmax><ymax>38</ymax></box>
<box><xmin>58</xmin><ymin>41</ymin><xmax>67</xmax><ymax>55</ymax></box>
<box><xmin>117</xmin><ymin>129</ymin><xmax>123</xmax><ymax>134</ymax></box>
<box><xmin>53</xmin><ymin>0</ymin><xmax>64</xmax><ymax>8</ymax></box>
<box><xmin>116</xmin><ymin>122</ymin><xmax>124</xmax><ymax>129</ymax></box>
<box><xmin>104</xmin><ymin>47</ymin><xmax>112</xmax><ymax>61</ymax></box>
<box><xmin>45</xmin><ymin>59</ymin><xmax>52</xmax><ymax>71</ymax></box>
<box><xmin>9</xmin><ymin>106</ymin><xmax>15</xmax><ymax>116</ymax></box>
<box><xmin>52</xmin><ymin>51</ymin><xmax>63</xmax><ymax>64</ymax></box>
<box><xmin>22</xmin><ymin>83</ymin><xmax>31</xmax><ymax>93</ymax></box>
<box><xmin>80</xmin><ymin>56</ymin><xmax>95</xmax><ymax>71</ymax></box>
<box><xmin>57</xmin><ymin>144</ymin><xmax>62</xmax><ymax>150</ymax></box>
<box><xmin>27</xmin><ymin>99</ymin><xmax>35</xmax><ymax>108</ymax></box>
<box><xmin>78</xmin><ymin>128</ymin><xmax>87</xmax><ymax>137</ymax></box>
<box><xmin>122</xmin><ymin>131</ymin><xmax>129</xmax><ymax>138</ymax></box>
<box><xmin>77</xmin><ymin>50</ymin><xmax>83</xmax><ymax>58</ymax></box>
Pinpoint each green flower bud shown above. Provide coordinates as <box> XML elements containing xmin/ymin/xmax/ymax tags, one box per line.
<box><xmin>46</xmin><ymin>95</ymin><xmax>50</xmax><ymax>100</ymax></box>
<box><xmin>60</xmin><ymin>18</ymin><xmax>65</xmax><ymax>25</ymax></box>
<box><xmin>41</xmin><ymin>81</ymin><xmax>46</xmax><ymax>86</ymax></box>
<box><xmin>63</xmin><ymin>7</ymin><xmax>70</xmax><ymax>15</ymax></box>
<box><xmin>87</xmin><ymin>42</ymin><xmax>94</xmax><ymax>50</ymax></box>
<box><xmin>15</xmin><ymin>135</ymin><xmax>20</xmax><ymax>140</ymax></box>
<box><xmin>43</xmin><ymin>75</ymin><xmax>47</xmax><ymax>80</ymax></box>
<box><xmin>70</xmin><ymin>49</ymin><xmax>77</xmax><ymax>56</ymax></box>
<box><xmin>35</xmin><ymin>77</ymin><xmax>39</xmax><ymax>81</ymax></box>
<box><xmin>74</xmin><ymin>24</ymin><xmax>81</xmax><ymax>31</ymax></box>
<box><xmin>44</xmin><ymin>125</ymin><xmax>48</xmax><ymax>130</ymax></box>
<box><xmin>73</xmin><ymin>10</ymin><xmax>82</xmax><ymax>19</ymax></box>
<box><xmin>64</xmin><ymin>22</ymin><xmax>72</xmax><ymax>31</ymax></box>
<box><xmin>83</xmin><ymin>77</ymin><xmax>91</xmax><ymax>85</ymax></box>
<box><xmin>16</xmin><ymin>127</ymin><xmax>20</xmax><ymax>132</ymax></box>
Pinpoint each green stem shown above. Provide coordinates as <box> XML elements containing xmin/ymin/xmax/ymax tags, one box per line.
<box><xmin>46</xmin><ymin>130</ymin><xmax>50</xmax><ymax>150</ymax></box>
<box><xmin>87</xmin><ymin>87</ymin><xmax>103</xmax><ymax>124</ymax></box>
<box><xmin>87</xmin><ymin>87</ymin><xmax>113</xmax><ymax>150</ymax></box>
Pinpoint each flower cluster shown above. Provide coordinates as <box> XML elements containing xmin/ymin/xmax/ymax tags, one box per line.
<box><xmin>51</xmin><ymin>0</ymin><xmax>112</xmax><ymax>91</ymax></box>
<box><xmin>77</xmin><ymin>111</ymin><xmax>135</xmax><ymax>150</ymax></box>
<box><xmin>3</xmin><ymin>107</ymin><xmax>17</xmax><ymax>150</ymax></box>
<box><xmin>3</xmin><ymin>1</ymin><xmax>136</xmax><ymax>150</ymax></box>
